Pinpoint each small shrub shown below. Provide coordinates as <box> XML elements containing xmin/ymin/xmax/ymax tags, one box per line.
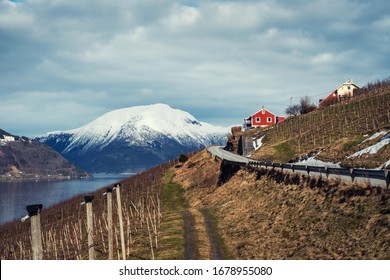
<box><xmin>342</xmin><ymin>136</ymin><xmax>365</xmax><ymax>151</ymax></box>
<box><xmin>178</xmin><ymin>154</ymin><xmax>188</xmax><ymax>163</ymax></box>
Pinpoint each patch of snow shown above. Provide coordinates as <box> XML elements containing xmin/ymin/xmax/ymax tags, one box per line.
<box><xmin>347</xmin><ymin>137</ymin><xmax>390</xmax><ymax>158</ymax></box>
<box><xmin>380</xmin><ymin>159</ymin><xmax>390</xmax><ymax>169</ymax></box>
<box><xmin>362</xmin><ymin>130</ymin><xmax>388</xmax><ymax>143</ymax></box>
<box><xmin>0</xmin><ymin>135</ymin><xmax>16</xmax><ymax>145</ymax></box>
<box><xmin>253</xmin><ymin>136</ymin><xmax>265</xmax><ymax>151</ymax></box>
<box><xmin>295</xmin><ymin>157</ymin><xmax>341</xmax><ymax>168</ymax></box>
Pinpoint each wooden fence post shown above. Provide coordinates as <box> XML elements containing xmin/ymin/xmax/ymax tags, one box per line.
<box><xmin>83</xmin><ymin>196</ymin><xmax>95</xmax><ymax>260</ymax></box>
<box><xmin>104</xmin><ymin>187</ymin><xmax>114</xmax><ymax>260</ymax></box>
<box><xmin>25</xmin><ymin>204</ymin><xmax>43</xmax><ymax>260</ymax></box>
<box><xmin>115</xmin><ymin>183</ymin><xmax>126</xmax><ymax>260</ymax></box>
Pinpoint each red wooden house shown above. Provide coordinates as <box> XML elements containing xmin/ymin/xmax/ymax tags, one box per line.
<box><xmin>244</xmin><ymin>107</ymin><xmax>285</xmax><ymax>130</ymax></box>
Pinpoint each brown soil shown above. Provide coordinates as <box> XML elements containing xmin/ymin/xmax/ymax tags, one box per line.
<box><xmin>201</xmin><ymin>209</ymin><xmax>224</xmax><ymax>260</ymax></box>
<box><xmin>183</xmin><ymin>210</ymin><xmax>199</xmax><ymax>260</ymax></box>
<box><xmin>182</xmin><ymin>206</ymin><xmax>225</xmax><ymax>260</ymax></box>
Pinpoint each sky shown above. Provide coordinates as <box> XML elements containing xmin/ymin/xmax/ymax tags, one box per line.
<box><xmin>1</xmin><ymin>0</ymin><xmax>390</xmax><ymax>137</ymax></box>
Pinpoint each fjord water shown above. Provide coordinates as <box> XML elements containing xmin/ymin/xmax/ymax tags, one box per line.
<box><xmin>0</xmin><ymin>174</ymin><xmax>129</xmax><ymax>225</ymax></box>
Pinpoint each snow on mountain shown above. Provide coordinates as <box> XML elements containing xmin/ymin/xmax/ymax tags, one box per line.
<box><xmin>0</xmin><ymin>135</ymin><xmax>16</xmax><ymax>146</ymax></box>
<box><xmin>0</xmin><ymin>129</ymin><xmax>27</xmax><ymax>146</ymax></box>
<box><xmin>0</xmin><ymin>128</ymin><xmax>89</xmax><ymax>179</ymax></box>
<box><xmin>38</xmin><ymin>104</ymin><xmax>230</xmax><ymax>173</ymax></box>
<box><xmin>42</xmin><ymin>104</ymin><xmax>229</xmax><ymax>151</ymax></box>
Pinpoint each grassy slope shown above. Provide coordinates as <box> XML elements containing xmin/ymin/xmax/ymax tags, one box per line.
<box><xmin>173</xmin><ymin>150</ymin><xmax>390</xmax><ymax>259</ymax></box>
<box><xmin>155</xmin><ymin>170</ymin><xmax>186</xmax><ymax>259</ymax></box>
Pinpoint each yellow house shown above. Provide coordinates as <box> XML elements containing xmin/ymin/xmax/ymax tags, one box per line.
<box><xmin>319</xmin><ymin>80</ymin><xmax>360</xmax><ymax>107</ymax></box>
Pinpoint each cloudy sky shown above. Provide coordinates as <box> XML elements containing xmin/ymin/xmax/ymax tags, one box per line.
<box><xmin>1</xmin><ymin>0</ymin><xmax>389</xmax><ymax>137</ymax></box>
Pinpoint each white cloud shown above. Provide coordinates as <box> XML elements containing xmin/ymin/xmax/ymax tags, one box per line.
<box><xmin>162</xmin><ymin>5</ymin><xmax>200</xmax><ymax>31</ymax></box>
<box><xmin>0</xmin><ymin>1</ymin><xmax>34</xmax><ymax>29</ymax></box>
<box><xmin>373</xmin><ymin>16</ymin><xmax>390</xmax><ymax>29</ymax></box>
<box><xmin>311</xmin><ymin>53</ymin><xmax>335</xmax><ymax>65</ymax></box>
<box><xmin>0</xmin><ymin>0</ymin><xmax>389</xmax><ymax>136</ymax></box>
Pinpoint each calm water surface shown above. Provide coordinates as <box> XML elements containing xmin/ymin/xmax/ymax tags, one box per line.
<box><xmin>0</xmin><ymin>174</ymin><xmax>129</xmax><ymax>225</ymax></box>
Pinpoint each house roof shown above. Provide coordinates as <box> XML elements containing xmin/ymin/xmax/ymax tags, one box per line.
<box><xmin>250</xmin><ymin>107</ymin><xmax>276</xmax><ymax>117</ymax></box>
<box><xmin>319</xmin><ymin>80</ymin><xmax>360</xmax><ymax>107</ymax></box>
<box><xmin>334</xmin><ymin>80</ymin><xmax>360</xmax><ymax>91</ymax></box>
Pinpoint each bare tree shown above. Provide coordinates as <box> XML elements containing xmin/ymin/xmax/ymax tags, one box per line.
<box><xmin>285</xmin><ymin>96</ymin><xmax>317</xmax><ymax>116</ymax></box>
<box><xmin>285</xmin><ymin>104</ymin><xmax>301</xmax><ymax>116</ymax></box>
<box><xmin>300</xmin><ymin>96</ymin><xmax>317</xmax><ymax>114</ymax></box>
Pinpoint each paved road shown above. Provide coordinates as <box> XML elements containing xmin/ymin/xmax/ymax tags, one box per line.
<box><xmin>206</xmin><ymin>145</ymin><xmax>388</xmax><ymax>189</ymax></box>
<box><xmin>206</xmin><ymin>146</ymin><xmax>250</xmax><ymax>165</ymax></box>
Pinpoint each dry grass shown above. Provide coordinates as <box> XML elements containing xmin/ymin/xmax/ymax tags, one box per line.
<box><xmin>174</xmin><ymin>150</ymin><xmax>390</xmax><ymax>260</ymax></box>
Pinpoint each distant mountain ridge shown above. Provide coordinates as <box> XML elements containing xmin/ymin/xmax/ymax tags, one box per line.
<box><xmin>37</xmin><ymin>104</ymin><xmax>230</xmax><ymax>173</ymax></box>
<box><xmin>0</xmin><ymin>129</ymin><xmax>88</xmax><ymax>180</ymax></box>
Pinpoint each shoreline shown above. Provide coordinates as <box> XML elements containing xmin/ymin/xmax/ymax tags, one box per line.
<box><xmin>0</xmin><ymin>173</ymin><xmax>130</xmax><ymax>226</ymax></box>
<box><xmin>0</xmin><ymin>174</ymin><xmax>92</xmax><ymax>183</ymax></box>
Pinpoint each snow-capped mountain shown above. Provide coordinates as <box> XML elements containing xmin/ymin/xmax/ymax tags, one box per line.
<box><xmin>37</xmin><ymin>104</ymin><xmax>230</xmax><ymax>173</ymax></box>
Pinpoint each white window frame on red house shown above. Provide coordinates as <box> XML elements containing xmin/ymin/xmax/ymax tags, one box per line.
<box><xmin>267</xmin><ymin>117</ymin><xmax>272</xmax><ymax>123</ymax></box>
<box><xmin>256</xmin><ymin>117</ymin><xmax>261</xmax><ymax>123</ymax></box>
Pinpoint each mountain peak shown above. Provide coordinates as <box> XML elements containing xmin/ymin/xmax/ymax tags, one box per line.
<box><xmin>38</xmin><ymin>104</ymin><xmax>230</xmax><ymax>173</ymax></box>
<box><xmin>57</xmin><ymin>103</ymin><xmax>227</xmax><ymax>149</ymax></box>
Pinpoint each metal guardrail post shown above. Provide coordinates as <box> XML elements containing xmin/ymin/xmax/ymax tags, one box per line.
<box><xmin>350</xmin><ymin>168</ymin><xmax>355</xmax><ymax>182</ymax></box>
<box><xmin>324</xmin><ymin>167</ymin><xmax>329</xmax><ymax>180</ymax></box>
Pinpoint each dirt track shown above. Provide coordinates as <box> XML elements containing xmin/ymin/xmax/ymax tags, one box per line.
<box><xmin>183</xmin><ymin>209</ymin><xmax>224</xmax><ymax>260</ymax></box>
<box><xmin>201</xmin><ymin>209</ymin><xmax>224</xmax><ymax>260</ymax></box>
<box><xmin>183</xmin><ymin>210</ymin><xmax>199</xmax><ymax>260</ymax></box>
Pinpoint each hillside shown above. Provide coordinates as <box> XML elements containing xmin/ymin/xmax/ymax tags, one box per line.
<box><xmin>169</xmin><ymin>85</ymin><xmax>390</xmax><ymax>259</ymax></box>
<box><xmin>0</xmin><ymin>129</ymin><xmax>89</xmax><ymax>181</ymax></box>
<box><xmin>37</xmin><ymin>104</ymin><xmax>229</xmax><ymax>173</ymax></box>
<box><xmin>173</xmin><ymin>150</ymin><xmax>390</xmax><ymax>259</ymax></box>
<box><xmin>239</xmin><ymin>89</ymin><xmax>390</xmax><ymax>169</ymax></box>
